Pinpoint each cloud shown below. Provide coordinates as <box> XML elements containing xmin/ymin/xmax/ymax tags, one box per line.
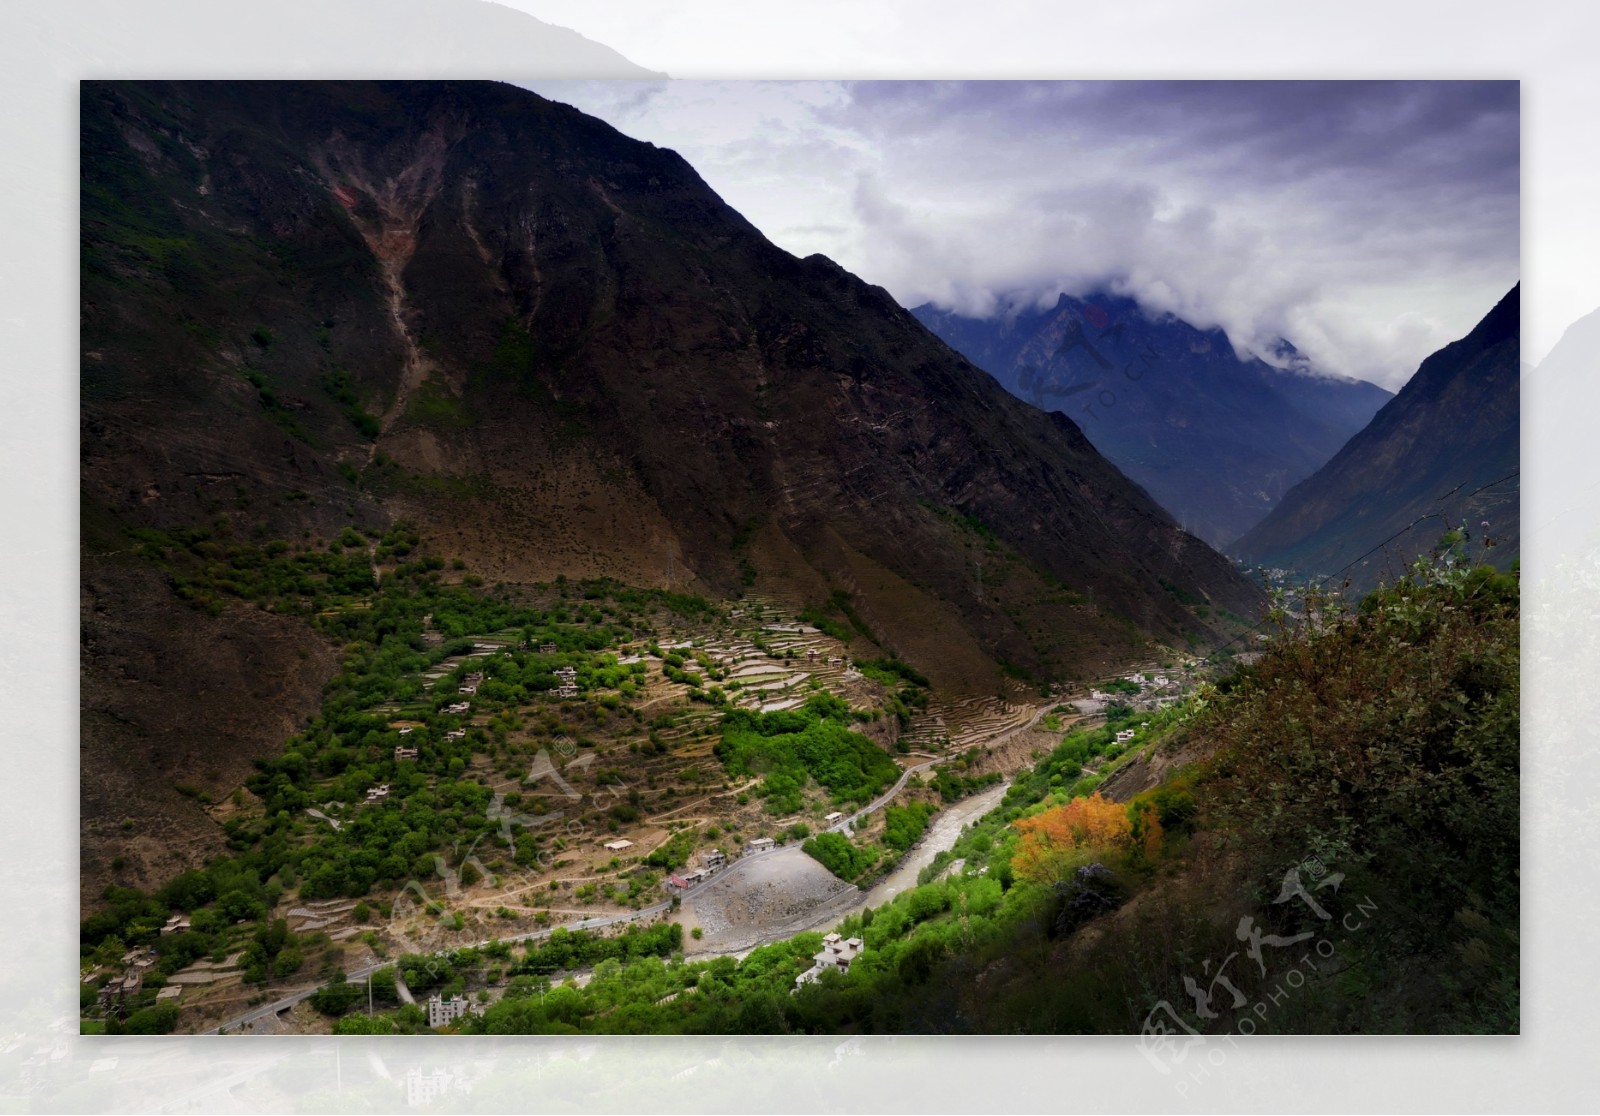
<box><xmin>521</xmin><ymin>79</ymin><xmax>1518</xmax><ymax>389</ymax></box>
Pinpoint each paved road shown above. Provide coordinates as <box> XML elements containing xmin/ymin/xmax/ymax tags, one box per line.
<box><xmin>831</xmin><ymin>700</ymin><xmax>1053</xmax><ymax>835</ymax></box>
<box><xmin>201</xmin><ymin>905</ymin><xmax>672</xmax><ymax>1035</ymax></box>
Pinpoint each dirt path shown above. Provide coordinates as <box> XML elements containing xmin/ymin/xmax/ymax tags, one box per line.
<box><xmin>645</xmin><ymin>778</ymin><xmax>761</xmax><ymax>823</ymax></box>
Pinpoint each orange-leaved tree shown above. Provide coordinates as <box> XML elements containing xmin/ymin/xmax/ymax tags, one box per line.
<box><xmin>1011</xmin><ymin>792</ymin><xmax>1133</xmax><ymax>884</ymax></box>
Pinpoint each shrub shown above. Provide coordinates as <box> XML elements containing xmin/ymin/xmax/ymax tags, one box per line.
<box><xmin>801</xmin><ymin>832</ymin><xmax>877</xmax><ymax>882</ymax></box>
<box><xmin>882</xmin><ymin>802</ymin><xmax>934</xmax><ymax>851</ymax></box>
<box><xmin>1010</xmin><ymin>793</ymin><xmax>1131</xmax><ymax>884</ymax></box>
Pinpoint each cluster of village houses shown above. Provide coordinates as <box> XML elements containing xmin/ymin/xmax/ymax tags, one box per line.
<box><xmin>1069</xmin><ymin>668</ymin><xmax>1193</xmax><ymax>717</ymax></box>
<box><xmin>666</xmin><ymin>848</ymin><xmax>728</xmax><ymax>891</ymax></box>
<box><xmin>90</xmin><ymin>916</ymin><xmax>195</xmax><ymax>1014</ymax></box>
<box><xmin>1087</xmin><ymin>671</ymin><xmax>1174</xmax><ymax>702</ymax></box>
<box><xmin>363</xmin><ymin>700</ymin><xmax>480</xmax><ymax>801</ymax></box>
<box><xmin>91</xmin><ymin>947</ymin><xmax>157</xmax><ymax>1013</ymax></box>
<box><xmin>662</xmin><ymin>834</ymin><xmax>792</xmax><ymax>893</ymax></box>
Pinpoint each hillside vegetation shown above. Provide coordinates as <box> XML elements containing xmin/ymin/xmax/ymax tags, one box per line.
<box><xmin>308</xmin><ymin>553</ymin><xmax>1515</xmax><ymax>1035</ymax></box>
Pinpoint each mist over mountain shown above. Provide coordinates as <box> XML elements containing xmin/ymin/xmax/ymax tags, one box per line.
<box><xmin>1231</xmin><ymin>285</ymin><xmax>1520</xmax><ymax>587</ymax></box>
<box><xmin>912</xmin><ymin>293</ymin><xmax>1392</xmax><ymax>546</ymax></box>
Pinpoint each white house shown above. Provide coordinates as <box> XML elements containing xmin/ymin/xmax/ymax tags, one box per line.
<box><xmin>426</xmin><ymin>993</ymin><xmax>470</xmax><ymax>1029</ymax></box>
<box><xmin>794</xmin><ymin>933</ymin><xmax>865</xmax><ymax>988</ymax></box>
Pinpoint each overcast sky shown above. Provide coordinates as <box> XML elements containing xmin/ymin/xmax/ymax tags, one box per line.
<box><xmin>523</xmin><ymin>79</ymin><xmax>1518</xmax><ymax>390</ymax></box>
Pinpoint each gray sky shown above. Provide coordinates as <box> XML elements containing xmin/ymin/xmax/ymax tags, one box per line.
<box><xmin>523</xmin><ymin>79</ymin><xmax>1518</xmax><ymax>390</ymax></box>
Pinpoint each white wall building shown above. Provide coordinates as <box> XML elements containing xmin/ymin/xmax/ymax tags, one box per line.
<box><xmin>795</xmin><ymin>933</ymin><xmax>865</xmax><ymax>988</ymax></box>
<box><xmin>426</xmin><ymin>993</ymin><xmax>470</xmax><ymax>1028</ymax></box>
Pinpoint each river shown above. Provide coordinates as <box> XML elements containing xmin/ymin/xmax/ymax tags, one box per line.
<box><xmin>688</xmin><ymin>777</ymin><xmax>1013</xmax><ymax>961</ymax></box>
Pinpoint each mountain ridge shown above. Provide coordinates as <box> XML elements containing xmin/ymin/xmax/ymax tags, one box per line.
<box><xmin>911</xmin><ymin>292</ymin><xmax>1393</xmax><ymax>545</ymax></box>
<box><xmin>1230</xmin><ymin>284</ymin><xmax>1520</xmax><ymax>585</ymax></box>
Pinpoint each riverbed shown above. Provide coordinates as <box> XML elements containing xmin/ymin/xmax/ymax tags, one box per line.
<box><xmin>684</xmin><ymin>778</ymin><xmax>1011</xmax><ymax>960</ymax></box>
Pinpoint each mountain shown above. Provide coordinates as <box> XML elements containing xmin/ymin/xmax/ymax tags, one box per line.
<box><xmin>1231</xmin><ymin>285</ymin><xmax>1520</xmax><ymax>587</ymax></box>
<box><xmin>912</xmin><ymin>294</ymin><xmax>1393</xmax><ymax>547</ymax></box>
<box><xmin>80</xmin><ymin>81</ymin><xmax>1264</xmax><ymax>895</ymax></box>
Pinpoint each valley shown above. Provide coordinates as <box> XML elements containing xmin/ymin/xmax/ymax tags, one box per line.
<box><xmin>75</xmin><ymin>78</ymin><xmax>1518</xmax><ymax>1040</ymax></box>
<box><xmin>913</xmin><ymin>292</ymin><xmax>1394</xmax><ymax>548</ymax></box>
<box><xmin>78</xmin><ymin>523</ymin><xmax>1212</xmax><ymax>1036</ymax></box>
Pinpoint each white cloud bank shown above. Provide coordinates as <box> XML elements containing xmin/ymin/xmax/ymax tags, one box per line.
<box><xmin>523</xmin><ymin>79</ymin><xmax>1518</xmax><ymax>390</ymax></box>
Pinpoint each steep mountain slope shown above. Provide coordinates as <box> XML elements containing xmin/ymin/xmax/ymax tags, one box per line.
<box><xmin>912</xmin><ymin>294</ymin><xmax>1392</xmax><ymax>546</ymax></box>
<box><xmin>1231</xmin><ymin>286</ymin><xmax>1520</xmax><ymax>586</ymax></box>
<box><xmin>80</xmin><ymin>81</ymin><xmax>1264</xmax><ymax>893</ymax></box>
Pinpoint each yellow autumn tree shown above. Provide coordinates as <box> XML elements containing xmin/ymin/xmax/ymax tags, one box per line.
<box><xmin>1011</xmin><ymin>792</ymin><xmax>1133</xmax><ymax>884</ymax></box>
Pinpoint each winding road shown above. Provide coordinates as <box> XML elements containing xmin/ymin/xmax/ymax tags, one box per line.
<box><xmin>199</xmin><ymin>699</ymin><xmax>1058</xmax><ymax>1035</ymax></box>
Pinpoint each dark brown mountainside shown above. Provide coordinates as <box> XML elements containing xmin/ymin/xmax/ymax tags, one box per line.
<box><xmin>81</xmin><ymin>81</ymin><xmax>1263</xmax><ymax>896</ymax></box>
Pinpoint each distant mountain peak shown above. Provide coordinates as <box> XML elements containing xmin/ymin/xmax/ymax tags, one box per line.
<box><xmin>912</xmin><ymin>290</ymin><xmax>1392</xmax><ymax>546</ymax></box>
